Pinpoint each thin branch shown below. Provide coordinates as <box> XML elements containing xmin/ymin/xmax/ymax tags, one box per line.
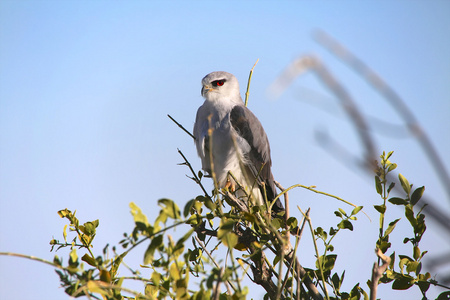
<box><xmin>245</xmin><ymin>59</ymin><xmax>259</xmax><ymax>107</ymax></box>
<box><xmin>275</xmin><ymin>183</ymin><xmax>368</xmax><ymax>219</ymax></box>
<box><xmin>167</xmin><ymin>114</ymin><xmax>196</xmax><ymax>140</ymax></box>
<box><xmin>299</xmin><ymin>206</ymin><xmax>330</xmax><ymax>300</ymax></box>
<box><xmin>274</xmin><ymin>181</ymin><xmax>290</xmax><ymax>234</ymax></box>
<box><xmin>194</xmin><ymin>236</ymin><xmax>235</xmax><ymax>294</ymax></box>
<box><xmin>222</xmin><ymin>191</ymin><xmax>249</xmax><ymax>213</ymax></box>
<box><xmin>177</xmin><ymin>149</ymin><xmax>210</xmax><ymax>198</ymax></box>
<box><xmin>0</xmin><ymin>252</ymin><xmax>66</xmax><ymax>271</ymax></box>
<box><xmin>280</xmin><ymin>208</ymin><xmax>310</xmax><ymax>295</ymax></box>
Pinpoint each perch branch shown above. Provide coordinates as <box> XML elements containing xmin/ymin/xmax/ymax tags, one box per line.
<box><xmin>370</xmin><ymin>248</ymin><xmax>391</xmax><ymax>300</ymax></box>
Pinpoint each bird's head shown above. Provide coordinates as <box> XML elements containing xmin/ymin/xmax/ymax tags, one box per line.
<box><xmin>201</xmin><ymin>71</ymin><xmax>242</xmax><ymax>103</ymax></box>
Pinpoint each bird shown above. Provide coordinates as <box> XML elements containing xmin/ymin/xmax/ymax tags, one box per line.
<box><xmin>193</xmin><ymin>71</ymin><xmax>284</xmax><ymax>214</ymax></box>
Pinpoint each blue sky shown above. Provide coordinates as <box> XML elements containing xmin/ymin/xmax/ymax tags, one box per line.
<box><xmin>1</xmin><ymin>1</ymin><xmax>449</xmax><ymax>299</ymax></box>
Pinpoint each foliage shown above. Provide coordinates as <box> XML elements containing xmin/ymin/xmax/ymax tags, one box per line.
<box><xmin>370</xmin><ymin>151</ymin><xmax>445</xmax><ymax>298</ymax></box>
<box><xmin>1</xmin><ymin>151</ymin><xmax>449</xmax><ymax>300</ymax></box>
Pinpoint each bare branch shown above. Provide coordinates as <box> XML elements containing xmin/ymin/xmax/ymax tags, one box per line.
<box><xmin>370</xmin><ymin>248</ymin><xmax>391</xmax><ymax>300</ymax></box>
<box><xmin>168</xmin><ymin>114</ymin><xmax>196</xmax><ymax>140</ymax></box>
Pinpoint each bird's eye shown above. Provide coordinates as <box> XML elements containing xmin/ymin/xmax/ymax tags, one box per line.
<box><xmin>212</xmin><ymin>80</ymin><xmax>225</xmax><ymax>87</ymax></box>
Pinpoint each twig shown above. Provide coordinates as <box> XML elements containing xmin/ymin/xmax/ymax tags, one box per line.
<box><xmin>299</xmin><ymin>206</ymin><xmax>330</xmax><ymax>300</ymax></box>
<box><xmin>274</xmin><ymin>181</ymin><xmax>290</xmax><ymax>231</ymax></box>
<box><xmin>194</xmin><ymin>236</ymin><xmax>235</xmax><ymax>294</ymax></box>
<box><xmin>245</xmin><ymin>59</ymin><xmax>259</xmax><ymax>107</ymax></box>
<box><xmin>177</xmin><ymin>149</ymin><xmax>210</xmax><ymax>198</ymax></box>
<box><xmin>213</xmin><ymin>267</ymin><xmax>224</xmax><ymax>300</ymax></box>
<box><xmin>280</xmin><ymin>208</ymin><xmax>310</xmax><ymax>295</ymax></box>
<box><xmin>222</xmin><ymin>191</ymin><xmax>249</xmax><ymax>213</ymax></box>
<box><xmin>0</xmin><ymin>252</ymin><xmax>66</xmax><ymax>271</ymax></box>
<box><xmin>274</xmin><ymin>183</ymin><xmax>369</xmax><ymax>219</ymax></box>
<box><xmin>167</xmin><ymin>114</ymin><xmax>196</xmax><ymax>140</ymax></box>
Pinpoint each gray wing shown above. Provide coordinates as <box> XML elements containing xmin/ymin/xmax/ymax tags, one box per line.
<box><xmin>193</xmin><ymin>105</ymin><xmax>211</xmax><ymax>174</ymax></box>
<box><xmin>230</xmin><ymin>105</ymin><xmax>284</xmax><ymax>213</ymax></box>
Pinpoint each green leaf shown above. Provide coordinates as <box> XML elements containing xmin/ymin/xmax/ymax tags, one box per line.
<box><xmin>100</xmin><ymin>269</ymin><xmax>111</xmax><ymax>283</ymax></box>
<box><xmin>384</xmin><ymin>218</ymin><xmax>400</xmax><ymax>237</ymax></box>
<box><xmin>375</xmin><ymin>176</ymin><xmax>382</xmax><ymax>195</ymax></box>
<box><xmin>218</xmin><ymin>219</ymin><xmax>236</xmax><ymax>235</ymax></box>
<box><xmin>411</xmin><ymin>186</ymin><xmax>425</xmax><ymax>206</ymax></box>
<box><xmin>111</xmin><ymin>253</ymin><xmax>125</xmax><ymax>278</ymax></box>
<box><xmin>387</xmin><ymin>182</ymin><xmax>396</xmax><ymax>194</ymax></box>
<box><xmin>169</xmin><ymin>262</ymin><xmax>181</xmax><ymax>280</ymax></box>
<box><xmin>82</xmin><ymin>221</ymin><xmax>98</xmax><ymax>236</ymax></box>
<box><xmin>436</xmin><ymin>291</ymin><xmax>450</xmax><ymax>300</ymax></box>
<box><xmin>144</xmin><ymin>234</ymin><xmax>163</xmax><ymax>265</ymax></box>
<box><xmin>203</xmin><ymin>196</ymin><xmax>216</xmax><ymax>210</ymax></box>
<box><xmin>374</xmin><ymin>205</ymin><xmax>386</xmax><ymax>214</ymax></box>
<box><xmin>178</xmin><ymin>228</ymin><xmax>195</xmax><ymax>246</ymax></box>
<box><xmin>417</xmin><ymin>280</ymin><xmax>430</xmax><ymax>294</ymax></box>
<box><xmin>287</xmin><ymin>217</ymin><xmax>298</xmax><ymax>229</ymax></box>
<box><xmin>222</xmin><ymin>232</ymin><xmax>238</xmax><ymax>249</ymax></box>
<box><xmin>334</xmin><ymin>211</ymin><xmax>343</xmax><ymax>218</ymax></box>
<box><xmin>151</xmin><ymin>271</ymin><xmax>161</xmax><ymax>288</ymax></box>
<box><xmin>158</xmin><ymin>198</ymin><xmax>180</xmax><ymax>220</ymax></box>
<box><xmin>377</xmin><ymin>240</ymin><xmax>391</xmax><ymax>253</ymax></box>
<box><xmin>69</xmin><ymin>248</ymin><xmax>78</xmax><ymax>267</ymax></box>
<box><xmin>351</xmin><ymin>206</ymin><xmax>363</xmax><ymax>216</ymax></box>
<box><xmin>130</xmin><ymin>202</ymin><xmax>149</xmax><ymax>226</ymax></box>
<box><xmin>399</xmin><ymin>256</ymin><xmax>412</xmax><ymax>274</ymax></box>
<box><xmin>316</xmin><ymin>254</ymin><xmax>337</xmax><ymax>272</ymax></box>
<box><xmin>271</xmin><ymin>218</ymin><xmax>282</xmax><ymax>229</ymax></box>
<box><xmin>388</xmin><ymin>197</ymin><xmax>408</xmax><ymax>205</ymax></box>
<box><xmin>398</xmin><ymin>173</ymin><xmax>411</xmax><ymax>195</ymax></box>
<box><xmin>420</xmin><ymin>250</ymin><xmax>428</xmax><ymax>260</ymax></box>
<box><xmin>392</xmin><ymin>276</ymin><xmax>414</xmax><ymax>290</ymax></box>
<box><xmin>386</xmin><ymin>151</ymin><xmax>394</xmax><ymax>160</ymax></box>
<box><xmin>405</xmin><ymin>206</ymin><xmax>417</xmax><ymax>227</ymax></box>
<box><xmin>413</xmin><ymin>246</ymin><xmax>420</xmax><ymax>260</ymax></box>
<box><xmin>387</xmin><ymin>163</ymin><xmax>397</xmax><ymax>172</ymax></box>
<box><xmin>87</xmin><ymin>281</ymin><xmax>109</xmax><ymax>296</ymax></box>
<box><xmin>329</xmin><ymin>227</ymin><xmax>338</xmax><ymax>236</ymax></box>
<box><xmin>406</xmin><ymin>261</ymin><xmax>420</xmax><ymax>274</ymax></box>
<box><xmin>183</xmin><ymin>199</ymin><xmax>195</xmax><ymax>217</ymax></box>
<box><xmin>57</xmin><ymin>209</ymin><xmax>72</xmax><ymax>219</ymax></box>
<box><xmin>389</xmin><ymin>251</ymin><xmax>396</xmax><ymax>269</ymax></box>
<box><xmin>331</xmin><ymin>271</ymin><xmax>344</xmax><ymax>291</ymax></box>
<box><xmin>337</xmin><ymin>220</ymin><xmax>353</xmax><ymax>231</ymax></box>
<box><xmin>273</xmin><ymin>255</ymin><xmax>281</xmax><ymax>267</ymax></box>
<box><xmin>63</xmin><ymin>225</ymin><xmax>68</xmax><ymax>243</ymax></box>
<box><xmin>81</xmin><ymin>254</ymin><xmax>97</xmax><ymax>267</ymax></box>
<box><xmin>314</xmin><ymin>227</ymin><xmax>327</xmax><ymax>240</ymax></box>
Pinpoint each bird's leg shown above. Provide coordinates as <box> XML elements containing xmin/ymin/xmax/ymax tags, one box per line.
<box><xmin>225</xmin><ymin>172</ymin><xmax>236</xmax><ymax>192</ymax></box>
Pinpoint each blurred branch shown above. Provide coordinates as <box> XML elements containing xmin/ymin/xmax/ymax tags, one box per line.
<box><xmin>268</xmin><ymin>33</ymin><xmax>450</xmax><ymax>238</ymax></box>
<box><xmin>269</xmin><ymin>55</ymin><xmax>377</xmax><ymax>169</ymax></box>
<box><xmin>314</xmin><ymin>30</ymin><xmax>450</xmax><ymax>203</ymax></box>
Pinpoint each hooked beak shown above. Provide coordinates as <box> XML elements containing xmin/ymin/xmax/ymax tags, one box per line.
<box><xmin>201</xmin><ymin>85</ymin><xmax>213</xmax><ymax>97</ymax></box>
